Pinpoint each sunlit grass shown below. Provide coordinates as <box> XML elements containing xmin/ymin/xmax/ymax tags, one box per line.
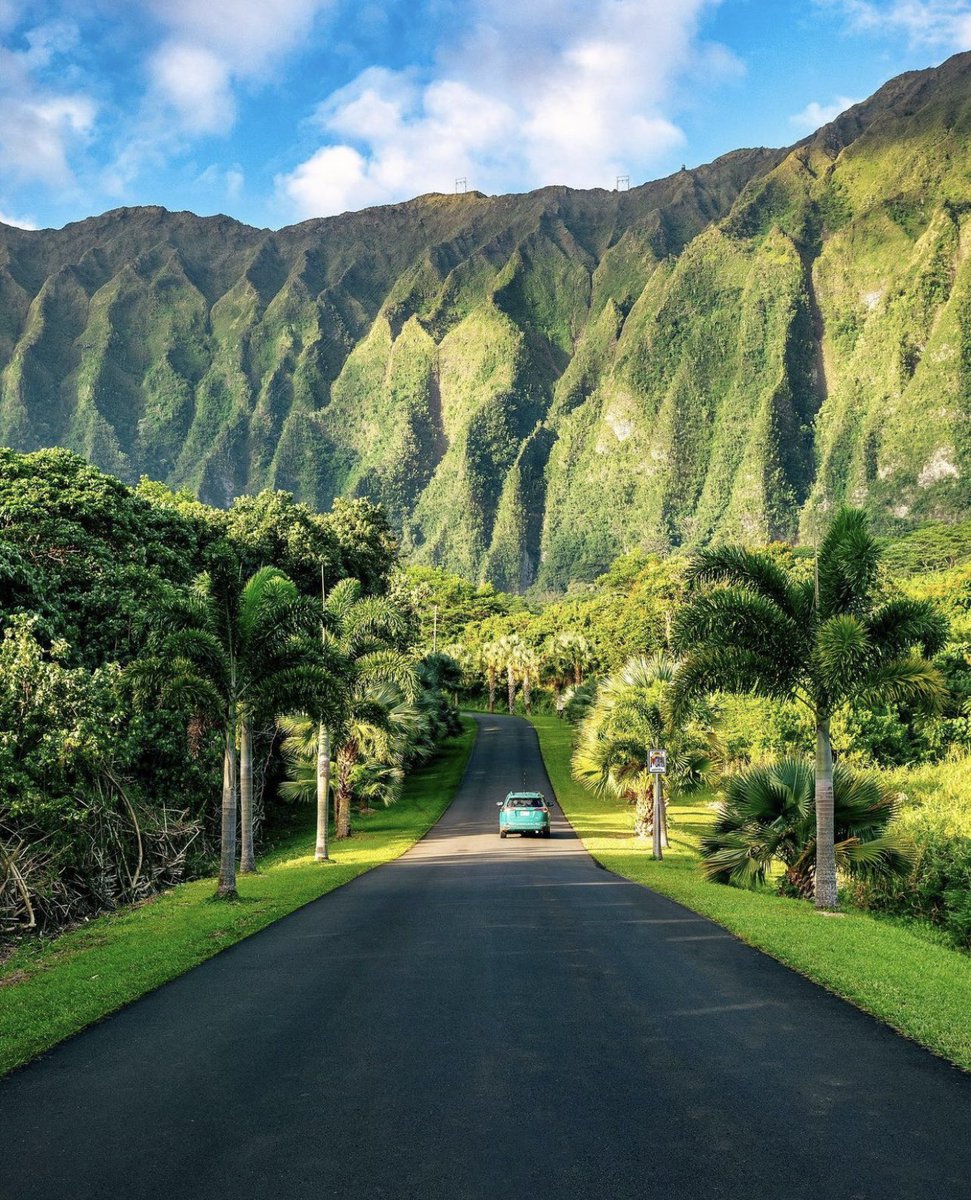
<box><xmin>0</xmin><ymin>719</ymin><xmax>475</xmax><ymax>1078</ymax></box>
<box><xmin>531</xmin><ymin>715</ymin><xmax>971</xmax><ymax>1070</ymax></box>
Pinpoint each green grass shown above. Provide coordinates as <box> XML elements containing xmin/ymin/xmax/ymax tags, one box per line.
<box><xmin>0</xmin><ymin>719</ymin><xmax>475</xmax><ymax>1078</ymax></box>
<box><xmin>531</xmin><ymin>715</ymin><xmax>971</xmax><ymax>1071</ymax></box>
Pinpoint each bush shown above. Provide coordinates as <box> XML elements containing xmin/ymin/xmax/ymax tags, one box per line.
<box><xmin>701</xmin><ymin>756</ymin><xmax>911</xmax><ymax>898</ymax></box>
<box><xmin>848</xmin><ymin>758</ymin><xmax>971</xmax><ymax>948</ymax></box>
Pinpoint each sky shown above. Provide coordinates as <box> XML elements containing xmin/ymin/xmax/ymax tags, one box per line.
<box><xmin>1</xmin><ymin>0</ymin><xmax>970</xmax><ymax>231</ymax></box>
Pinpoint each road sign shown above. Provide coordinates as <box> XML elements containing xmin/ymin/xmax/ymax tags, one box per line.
<box><xmin>649</xmin><ymin>749</ymin><xmax>667</xmax><ymax>774</ymax></box>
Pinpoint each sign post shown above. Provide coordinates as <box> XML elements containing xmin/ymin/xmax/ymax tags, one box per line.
<box><xmin>648</xmin><ymin>750</ymin><xmax>666</xmax><ymax>860</ymax></box>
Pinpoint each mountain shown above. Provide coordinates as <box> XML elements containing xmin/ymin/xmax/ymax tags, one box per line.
<box><xmin>2</xmin><ymin>54</ymin><xmax>970</xmax><ymax>591</ymax></box>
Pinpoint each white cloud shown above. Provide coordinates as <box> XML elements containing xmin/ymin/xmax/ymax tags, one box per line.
<box><xmin>150</xmin><ymin>42</ymin><xmax>235</xmax><ymax>135</ymax></box>
<box><xmin>822</xmin><ymin>0</ymin><xmax>971</xmax><ymax>49</ymax></box>
<box><xmin>0</xmin><ymin>39</ymin><xmax>96</xmax><ymax>186</ymax></box>
<box><xmin>144</xmin><ymin>0</ymin><xmax>333</xmax><ymax>136</ymax></box>
<box><xmin>790</xmin><ymin>95</ymin><xmax>860</xmax><ymax>130</ymax></box>
<box><xmin>278</xmin><ymin>0</ymin><xmax>734</xmax><ymax>218</ymax></box>
<box><xmin>0</xmin><ymin>207</ymin><xmax>37</xmax><ymax>229</ymax></box>
<box><xmin>145</xmin><ymin>0</ymin><xmax>327</xmax><ymax>74</ymax></box>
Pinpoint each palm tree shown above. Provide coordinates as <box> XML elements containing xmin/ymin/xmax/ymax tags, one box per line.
<box><xmin>496</xmin><ymin>633</ymin><xmax>522</xmax><ymax>714</ymax></box>
<box><xmin>319</xmin><ymin>579</ymin><xmax>416</xmax><ymax>842</ymax></box>
<box><xmin>557</xmin><ymin>631</ymin><xmax>594</xmax><ymax>687</ymax></box>
<box><xmin>672</xmin><ymin>507</ymin><xmax>947</xmax><ymax>909</ymax></box>
<box><xmin>283</xmin><ymin>676</ymin><xmax>421</xmax><ymax>836</ymax></box>
<box><xmin>479</xmin><ymin>640</ymin><xmax>505</xmax><ymax>713</ymax></box>
<box><xmin>542</xmin><ymin>635</ymin><xmax>576</xmax><ymax>718</ymax></box>
<box><xmin>700</xmin><ymin>756</ymin><xmax>912</xmax><ymax>896</ymax></box>
<box><xmin>572</xmin><ymin>653</ymin><xmax>706</xmax><ymax>855</ymax></box>
<box><xmin>515</xmin><ymin>643</ymin><xmax>540</xmax><ymax>715</ymax></box>
<box><xmin>132</xmin><ymin>565</ymin><xmax>339</xmax><ymax>897</ymax></box>
<box><xmin>235</xmin><ymin>569</ymin><xmax>343</xmax><ymax>875</ymax></box>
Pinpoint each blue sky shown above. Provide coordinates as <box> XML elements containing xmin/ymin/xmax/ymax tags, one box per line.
<box><xmin>1</xmin><ymin>0</ymin><xmax>970</xmax><ymax>231</ymax></box>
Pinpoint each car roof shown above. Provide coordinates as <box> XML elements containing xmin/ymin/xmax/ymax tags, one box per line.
<box><xmin>505</xmin><ymin>791</ymin><xmax>544</xmax><ymax>799</ymax></box>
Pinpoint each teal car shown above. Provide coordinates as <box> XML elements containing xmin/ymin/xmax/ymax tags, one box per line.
<box><xmin>498</xmin><ymin>791</ymin><xmax>551</xmax><ymax>838</ymax></box>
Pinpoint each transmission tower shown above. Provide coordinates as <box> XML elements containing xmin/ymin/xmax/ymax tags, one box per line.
<box><xmin>616</xmin><ymin>175</ymin><xmax>630</xmax><ymax>192</ymax></box>
<box><xmin>455</xmin><ymin>177</ymin><xmax>467</xmax><ymax>193</ymax></box>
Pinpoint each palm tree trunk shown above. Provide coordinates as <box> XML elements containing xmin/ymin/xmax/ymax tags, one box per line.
<box><xmin>523</xmin><ymin>672</ymin><xmax>532</xmax><ymax>715</ymax></box>
<box><xmin>507</xmin><ymin>663</ymin><xmax>516</xmax><ymax>713</ymax></box>
<box><xmin>334</xmin><ymin>742</ymin><xmax>356</xmax><ymax>840</ymax></box>
<box><xmin>315</xmin><ymin>724</ymin><xmax>331</xmax><ymax>861</ymax></box>
<box><xmin>216</xmin><ymin>727</ymin><xmax>238</xmax><ymax>898</ymax></box>
<box><xmin>815</xmin><ymin>717</ymin><xmax>838</xmax><ymax>910</ymax></box>
<box><xmin>554</xmin><ymin>684</ymin><xmax>564</xmax><ymax>718</ymax></box>
<box><xmin>239</xmin><ymin>719</ymin><xmax>256</xmax><ymax>874</ymax></box>
<box><xmin>487</xmin><ymin>670</ymin><xmax>496</xmax><ymax>714</ymax></box>
<box><xmin>633</xmin><ymin>789</ymin><xmax>653</xmax><ymax>839</ymax></box>
<box><xmin>659</xmin><ymin>780</ymin><xmax>669</xmax><ymax>849</ymax></box>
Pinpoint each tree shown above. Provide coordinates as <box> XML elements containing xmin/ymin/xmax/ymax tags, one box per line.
<box><xmin>514</xmin><ymin>643</ymin><xmax>540</xmax><ymax>715</ymax></box>
<box><xmin>480</xmin><ymin>641</ymin><xmax>505</xmax><ymax>713</ymax></box>
<box><xmin>496</xmin><ymin>634</ymin><xmax>523</xmax><ymax>714</ymax></box>
<box><xmin>673</xmin><ymin>507</ymin><xmax>947</xmax><ymax>909</ymax></box>
<box><xmin>572</xmin><ymin>653</ymin><xmax>707</xmax><ymax>854</ymax></box>
<box><xmin>133</xmin><ymin>561</ymin><xmax>340</xmax><ymax>896</ymax></box>
<box><xmin>316</xmin><ymin>579</ymin><xmax>416</xmax><ymax>843</ymax></box>
<box><xmin>557</xmin><ymin>631</ymin><xmax>594</xmax><ymax>687</ymax></box>
<box><xmin>700</xmin><ymin>757</ymin><xmax>912</xmax><ymax>896</ymax></box>
<box><xmin>542</xmin><ymin>635</ymin><xmax>575</xmax><ymax>718</ymax></box>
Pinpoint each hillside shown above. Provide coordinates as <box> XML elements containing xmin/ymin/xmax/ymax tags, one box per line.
<box><xmin>2</xmin><ymin>53</ymin><xmax>970</xmax><ymax>590</ymax></box>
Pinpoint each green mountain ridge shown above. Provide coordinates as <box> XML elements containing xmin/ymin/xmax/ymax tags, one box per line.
<box><xmin>2</xmin><ymin>53</ymin><xmax>970</xmax><ymax>590</ymax></box>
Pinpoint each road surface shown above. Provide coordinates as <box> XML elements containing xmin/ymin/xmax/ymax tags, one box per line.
<box><xmin>1</xmin><ymin>714</ymin><xmax>968</xmax><ymax>1199</ymax></box>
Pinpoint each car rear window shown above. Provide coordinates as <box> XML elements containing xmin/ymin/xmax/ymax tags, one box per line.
<box><xmin>507</xmin><ymin>796</ymin><xmax>542</xmax><ymax>807</ymax></box>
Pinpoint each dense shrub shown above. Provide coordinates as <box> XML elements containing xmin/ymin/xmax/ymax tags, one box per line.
<box><xmin>847</xmin><ymin>759</ymin><xmax>971</xmax><ymax>949</ymax></box>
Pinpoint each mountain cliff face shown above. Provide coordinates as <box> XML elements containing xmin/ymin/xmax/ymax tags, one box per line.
<box><xmin>2</xmin><ymin>54</ymin><xmax>970</xmax><ymax>590</ymax></box>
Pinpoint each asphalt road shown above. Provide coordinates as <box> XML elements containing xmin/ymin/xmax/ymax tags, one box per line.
<box><xmin>1</xmin><ymin>714</ymin><xmax>969</xmax><ymax>1200</ymax></box>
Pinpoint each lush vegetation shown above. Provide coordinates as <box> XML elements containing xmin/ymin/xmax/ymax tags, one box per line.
<box><xmin>406</xmin><ymin>508</ymin><xmax>971</xmax><ymax>942</ymax></box>
<box><xmin>0</xmin><ymin>719</ymin><xmax>475</xmax><ymax>1078</ymax></box>
<box><xmin>1</xmin><ymin>57</ymin><xmax>970</xmax><ymax>590</ymax></box>
<box><xmin>0</xmin><ymin>448</ymin><xmax>458</xmax><ymax>942</ymax></box>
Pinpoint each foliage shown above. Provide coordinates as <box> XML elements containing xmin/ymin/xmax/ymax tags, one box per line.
<box><xmin>672</xmin><ymin>507</ymin><xmax>947</xmax><ymax>908</ymax></box>
<box><xmin>846</xmin><ymin>758</ymin><xmax>971</xmax><ymax>949</ymax></box>
<box><xmin>700</xmin><ymin>756</ymin><xmax>911</xmax><ymax>895</ymax></box>
<box><xmin>0</xmin><ymin>450</ymin><xmax>403</xmax><ymax>936</ymax></box>
<box><xmin>572</xmin><ymin>654</ymin><xmax>712</xmax><ymax>844</ymax></box>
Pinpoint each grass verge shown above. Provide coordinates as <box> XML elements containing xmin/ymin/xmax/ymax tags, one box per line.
<box><xmin>531</xmin><ymin>715</ymin><xmax>971</xmax><ymax>1071</ymax></box>
<box><xmin>0</xmin><ymin>719</ymin><xmax>475</xmax><ymax>1078</ymax></box>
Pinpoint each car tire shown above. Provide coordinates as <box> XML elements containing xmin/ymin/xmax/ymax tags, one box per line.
<box><xmin>543</xmin><ymin>827</ymin><xmax>551</xmax><ymax>838</ymax></box>
<box><xmin>500</xmin><ymin>830</ymin><xmax>507</xmax><ymax>838</ymax></box>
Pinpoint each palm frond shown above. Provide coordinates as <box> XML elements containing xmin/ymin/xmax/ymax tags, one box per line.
<box><xmin>238</xmin><ymin>567</ymin><xmax>296</xmax><ymax>642</ymax></box>
<box><xmin>687</xmin><ymin>546</ymin><xmax>801</xmax><ymax>616</ymax></box>
<box><xmin>325</xmin><ymin>577</ymin><xmax>362</xmax><ymax>623</ymax></box>
<box><xmin>671</xmin><ymin>646</ymin><xmax>797</xmax><ymax>717</ymax></box>
<box><xmin>702</xmin><ymin>755</ymin><xmax>910</xmax><ymax>894</ymax></box>
<box><xmin>816</xmin><ymin>507</ymin><xmax>880</xmax><ymax>618</ymax></box>
<box><xmin>355</xmin><ymin>648</ymin><xmax>420</xmax><ymax>699</ymax></box>
<box><xmin>866</xmin><ymin>598</ymin><xmax>949</xmax><ymax>659</ymax></box>
<box><xmin>816</xmin><ymin>614</ymin><xmax>871</xmax><ymax>697</ymax></box>
<box><xmin>853</xmin><ymin>654</ymin><xmax>948</xmax><ymax>714</ymax></box>
<box><xmin>674</xmin><ymin>587</ymin><xmax>804</xmax><ymax>660</ymax></box>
